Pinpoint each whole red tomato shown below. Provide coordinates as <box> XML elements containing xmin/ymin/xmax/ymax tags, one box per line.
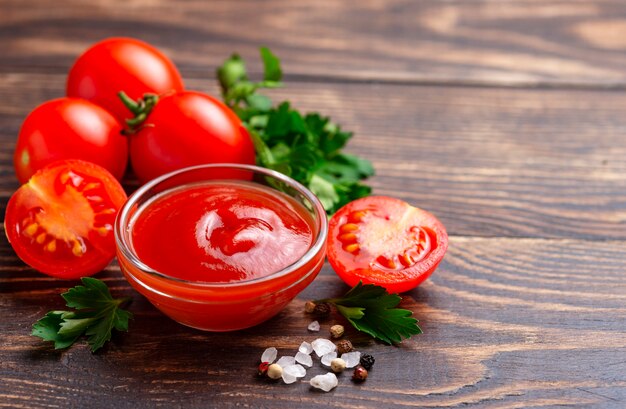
<box><xmin>67</xmin><ymin>37</ymin><xmax>184</xmax><ymax>123</ymax></box>
<box><xmin>13</xmin><ymin>98</ymin><xmax>128</xmax><ymax>184</ymax></box>
<box><xmin>129</xmin><ymin>91</ymin><xmax>256</xmax><ymax>184</ymax></box>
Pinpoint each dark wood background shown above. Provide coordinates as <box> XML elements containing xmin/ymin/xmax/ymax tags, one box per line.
<box><xmin>2</xmin><ymin>1</ymin><xmax>626</xmax><ymax>407</ymax></box>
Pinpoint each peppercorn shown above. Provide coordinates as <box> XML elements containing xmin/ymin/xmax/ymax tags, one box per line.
<box><xmin>267</xmin><ymin>363</ymin><xmax>283</xmax><ymax>380</ymax></box>
<box><xmin>352</xmin><ymin>365</ymin><xmax>368</xmax><ymax>382</ymax></box>
<box><xmin>336</xmin><ymin>339</ymin><xmax>353</xmax><ymax>354</ymax></box>
<box><xmin>258</xmin><ymin>361</ymin><xmax>270</xmax><ymax>376</ymax></box>
<box><xmin>329</xmin><ymin>324</ymin><xmax>345</xmax><ymax>339</ymax></box>
<box><xmin>330</xmin><ymin>358</ymin><xmax>346</xmax><ymax>373</ymax></box>
<box><xmin>359</xmin><ymin>353</ymin><xmax>375</xmax><ymax>370</ymax></box>
<box><xmin>304</xmin><ymin>301</ymin><xmax>317</xmax><ymax>313</ymax></box>
<box><xmin>313</xmin><ymin>302</ymin><xmax>331</xmax><ymax>316</ymax></box>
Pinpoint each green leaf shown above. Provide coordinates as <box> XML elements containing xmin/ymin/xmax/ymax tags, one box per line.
<box><xmin>32</xmin><ymin>311</ymin><xmax>66</xmax><ymax>342</ymax></box>
<box><xmin>260</xmin><ymin>47</ymin><xmax>282</xmax><ymax>81</ymax></box>
<box><xmin>31</xmin><ymin>278</ymin><xmax>132</xmax><ymax>352</ymax></box>
<box><xmin>63</xmin><ymin>277</ymin><xmax>114</xmax><ymax>309</ymax></box>
<box><xmin>248</xmin><ymin>114</ymin><xmax>269</xmax><ymax>129</ymax></box>
<box><xmin>309</xmin><ymin>174</ymin><xmax>340</xmax><ymax>211</ymax></box>
<box><xmin>57</xmin><ymin>316</ymin><xmax>97</xmax><ymax>339</ymax></box>
<box><xmin>319</xmin><ymin>282</ymin><xmax>422</xmax><ymax>344</ymax></box>
<box><xmin>335</xmin><ymin>305</ymin><xmax>365</xmax><ymax>320</ymax></box>
<box><xmin>217</xmin><ymin>53</ymin><xmax>248</xmax><ymax>94</ymax></box>
<box><xmin>217</xmin><ymin>47</ymin><xmax>374</xmax><ymax>214</ymax></box>
<box><xmin>336</xmin><ymin>282</ymin><xmax>394</xmax><ymax>307</ymax></box>
<box><xmin>347</xmin><ymin>307</ymin><xmax>421</xmax><ymax>344</ymax></box>
<box><xmin>245</xmin><ymin>94</ymin><xmax>273</xmax><ymax>112</ymax></box>
<box><xmin>335</xmin><ymin>182</ymin><xmax>372</xmax><ymax>211</ymax></box>
<box><xmin>113</xmin><ymin>309</ymin><xmax>133</xmax><ymax>332</ymax></box>
<box><xmin>265</xmin><ymin>103</ymin><xmax>292</xmax><ymax>137</ymax></box>
<box><xmin>85</xmin><ymin>312</ymin><xmax>117</xmax><ymax>352</ymax></box>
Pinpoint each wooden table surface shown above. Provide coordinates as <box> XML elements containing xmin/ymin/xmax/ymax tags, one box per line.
<box><xmin>2</xmin><ymin>1</ymin><xmax>626</xmax><ymax>408</ymax></box>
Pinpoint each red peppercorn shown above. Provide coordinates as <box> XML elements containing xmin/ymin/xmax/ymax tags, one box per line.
<box><xmin>352</xmin><ymin>365</ymin><xmax>368</xmax><ymax>382</ymax></box>
<box><xmin>258</xmin><ymin>361</ymin><xmax>270</xmax><ymax>376</ymax></box>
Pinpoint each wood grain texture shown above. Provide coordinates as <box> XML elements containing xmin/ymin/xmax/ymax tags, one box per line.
<box><xmin>2</xmin><ymin>1</ymin><xmax>626</xmax><ymax>407</ymax></box>
<box><xmin>1</xmin><ymin>237</ymin><xmax>625</xmax><ymax>408</ymax></box>
<box><xmin>1</xmin><ymin>73</ymin><xmax>625</xmax><ymax>240</ymax></box>
<box><xmin>4</xmin><ymin>0</ymin><xmax>626</xmax><ymax>86</ymax></box>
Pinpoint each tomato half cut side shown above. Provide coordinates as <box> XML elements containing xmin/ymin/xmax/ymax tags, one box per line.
<box><xmin>4</xmin><ymin>160</ymin><xmax>127</xmax><ymax>279</ymax></box>
<box><xmin>327</xmin><ymin>196</ymin><xmax>448</xmax><ymax>293</ymax></box>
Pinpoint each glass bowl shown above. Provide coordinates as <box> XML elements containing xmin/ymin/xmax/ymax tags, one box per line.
<box><xmin>115</xmin><ymin>164</ymin><xmax>327</xmax><ymax>331</ymax></box>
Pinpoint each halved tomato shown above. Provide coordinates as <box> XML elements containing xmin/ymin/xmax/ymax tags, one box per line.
<box><xmin>4</xmin><ymin>160</ymin><xmax>127</xmax><ymax>279</ymax></box>
<box><xmin>327</xmin><ymin>196</ymin><xmax>448</xmax><ymax>293</ymax></box>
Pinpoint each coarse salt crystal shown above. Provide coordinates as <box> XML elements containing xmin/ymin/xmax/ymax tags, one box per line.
<box><xmin>311</xmin><ymin>338</ymin><xmax>336</xmax><ymax>357</ymax></box>
<box><xmin>321</xmin><ymin>352</ymin><xmax>337</xmax><ymax>366</ymax></box>
<box><xmin>310</xmin><ymin>372</ymin><xmax>338</xmax><ymax>392</ymax></box>
<box><xmin>295</xmin><ymin>351</ymin><xmax>313</xmax><ymax>367</ymax></box>
<box><xmin>284</xmin><ymin>364</ymin><xmax>306</xmax><ymax>378</ymax></box>
<box><xmin>276</xmin><ymin>356</ymin><xmax>296</xmax><ymax>368</ymax></box>
<box><xmin>341</xmin><ymin>351</ymin><xmax>361</xmax><ymax>368</ymax></box>
<box><xmin>298</xmin><ymin>341</ymin><xmax>313</xmax><ymax>355</ymax></box>
<box><xmin>308</xmin><ymin>321</ymin><xmax>320</xmax><ymax>331</ymax></box>
<box><xmin>261</xmin><ymin>347</ymin><xmax>277</xmax><ymax>364</ymax></box>
<box><xmin>282</xmin><ymin>370</ymin><xmax>297</xmax><ymax>384</ymax></box>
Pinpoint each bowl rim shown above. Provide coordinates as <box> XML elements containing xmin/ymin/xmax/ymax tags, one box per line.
<box><xmin>114</xmin><ymin>163</ymin><xmax>328</xmax><ymax>288</ymax></box>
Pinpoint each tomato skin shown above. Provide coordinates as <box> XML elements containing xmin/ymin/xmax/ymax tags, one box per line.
<box><xmin>67</xmin><ymin>37</ymin><xmax>184</xmax><ymax>123</ymax></box>
<box><xmin>129</xmin><ymin>91</ymin><xmax>256</xmax><ymax>184</ymax></box>
<box><xmin>4</xmin><ymin>160</ymin><xmax>127</xmax><ymax>279</ymax></box>
<box><xmin>327</xmin><ymin>196</ymin><xmax>448</xmax><ymax>293</ymax></box>
<box><xmin>13</xmin><ymin>98</ymin><xmax>128</xmax><ymax>184</ymax></box>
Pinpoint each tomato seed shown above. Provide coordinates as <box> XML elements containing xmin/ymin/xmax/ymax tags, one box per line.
<box><xmin>36</xmin><ymin>233</ymin><xmax>47</xmax><ymax>244</ymax></box>
<box><xmin>82</xmin><ymin>182</ymin><xmax>100</xmax><ymax>191</ymax></box>
<box><xmin>71</xmin><ymin>240</ymin><xmax>85</xmax><ymax>257</ymax></box>
<box><xmin>374</xmin><ymin>255</ymin><xmax>398</xmax><ymax>270</ymax></box>
<box><xmin>339</xmin><ymin>223</ymin><xmax>359</xmax><ymax>233</ymax></box>
<box><xmin>59</xmin><ymin>171</ymin><xmax>71</xmax><ymax>185</ymax></box>
<box><xmin>87</xmin><ymin>195</ymin><xmax>104</xmax><ymax>203</ymax></box>
<box><xmin>399</xmin><ymin>253</ymin><xmax>414</xmax><ymax>267</ymax></box>
<box><xmin>45</xmin><ymin>240</ymin><xmax>57</xmax><ymax>252</ymax></box>
<box><xmin>343</xmin><ymin>243</ymin><xmax>359</xmax><ymax>253</ymax></box>
<box><xmin>338</xmin><ymin>233</ymin><xmax>357</xmax><ymax>243</ymax></box>
<box><xmin>23</xmin><ymin>223</ymin><xmax>38</xmax><ymax>236</ymax></box>
<box><xmin>95</xmin><ymin>226</ymin><xmax>111</xmax><ymax>237</ymax></box>
<box><xmin>348</xmin><ymin>211</ymin><xmax>366</xmax><ymax>223</ymax></box>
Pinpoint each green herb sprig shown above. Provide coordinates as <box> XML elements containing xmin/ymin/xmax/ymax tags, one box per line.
<box><xmin>32</xmin><ymin>277</ymin><xmax>132</xmax><ymax>352</ymax></box>
<box><xmin>317</xmin><ymin>282</ymin><xmax>422</xmax><ymax>344</ymax></box>
<box><xmin>217</xmin><ymin>47</ymin><xmax>374</xmax><ymax>214</ymax></box>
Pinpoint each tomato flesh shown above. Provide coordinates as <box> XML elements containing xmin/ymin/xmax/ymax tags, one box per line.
<box><xmin>327</xmin><ymin>196</ymin><xmax>448</xmax><ymax>293</ymax></box>
<box><xmin>4</xmin><ymin>160</ymin><xmax>127</xmax><ymax>279</ymax></box>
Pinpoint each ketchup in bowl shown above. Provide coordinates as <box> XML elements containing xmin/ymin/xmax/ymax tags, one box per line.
<box><xmin>115</xmin><ymin>164</ymin><xmax>327</xmax><ymax>331</ymax></box>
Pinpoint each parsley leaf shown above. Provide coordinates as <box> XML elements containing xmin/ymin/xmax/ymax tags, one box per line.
<box><xmin>32</xmin><ymin>277</ymin><xmax>132</xmax><ymax>352</ymax></box>
<box><xmin>318</xmin><ymin>282</ymin><xmax>422</xmax><ymax>344</ymax></box>
<box><xmin>217</xmin><ymin>48</ymin><xmax>374</xmax><ymax>214</ymax></box>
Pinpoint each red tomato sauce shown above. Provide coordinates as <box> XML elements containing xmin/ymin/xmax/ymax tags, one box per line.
<box><xmin>130</xmin><ymin>181</ymin><xmax>315</xmax><ymax>283</ymax></box>
<box><xmin>118</xmin><ymin>179</ymin><xmax>326</xmax><ymax>331</ymax></box>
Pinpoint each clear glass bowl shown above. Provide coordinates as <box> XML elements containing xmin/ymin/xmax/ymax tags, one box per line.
<box><xmin>115</xmin><ymin>164</ymin><xmax>327</xmax><ymax>331</ymax></box>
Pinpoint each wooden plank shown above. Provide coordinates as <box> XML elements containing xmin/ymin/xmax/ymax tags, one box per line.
<box><xmin>4</xmin><ymin>0</ymin><xmax>626</xmax><ymax>86</ymax></box>
<box><xmin>1</xmin><ymin>73</ymin><xmax>625</xmax><ymax>240</ymax></box>
<box><xmin>1</xmin><ymin>237</ymin><xmax>625</xmax><ymax>407</ymax></box>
